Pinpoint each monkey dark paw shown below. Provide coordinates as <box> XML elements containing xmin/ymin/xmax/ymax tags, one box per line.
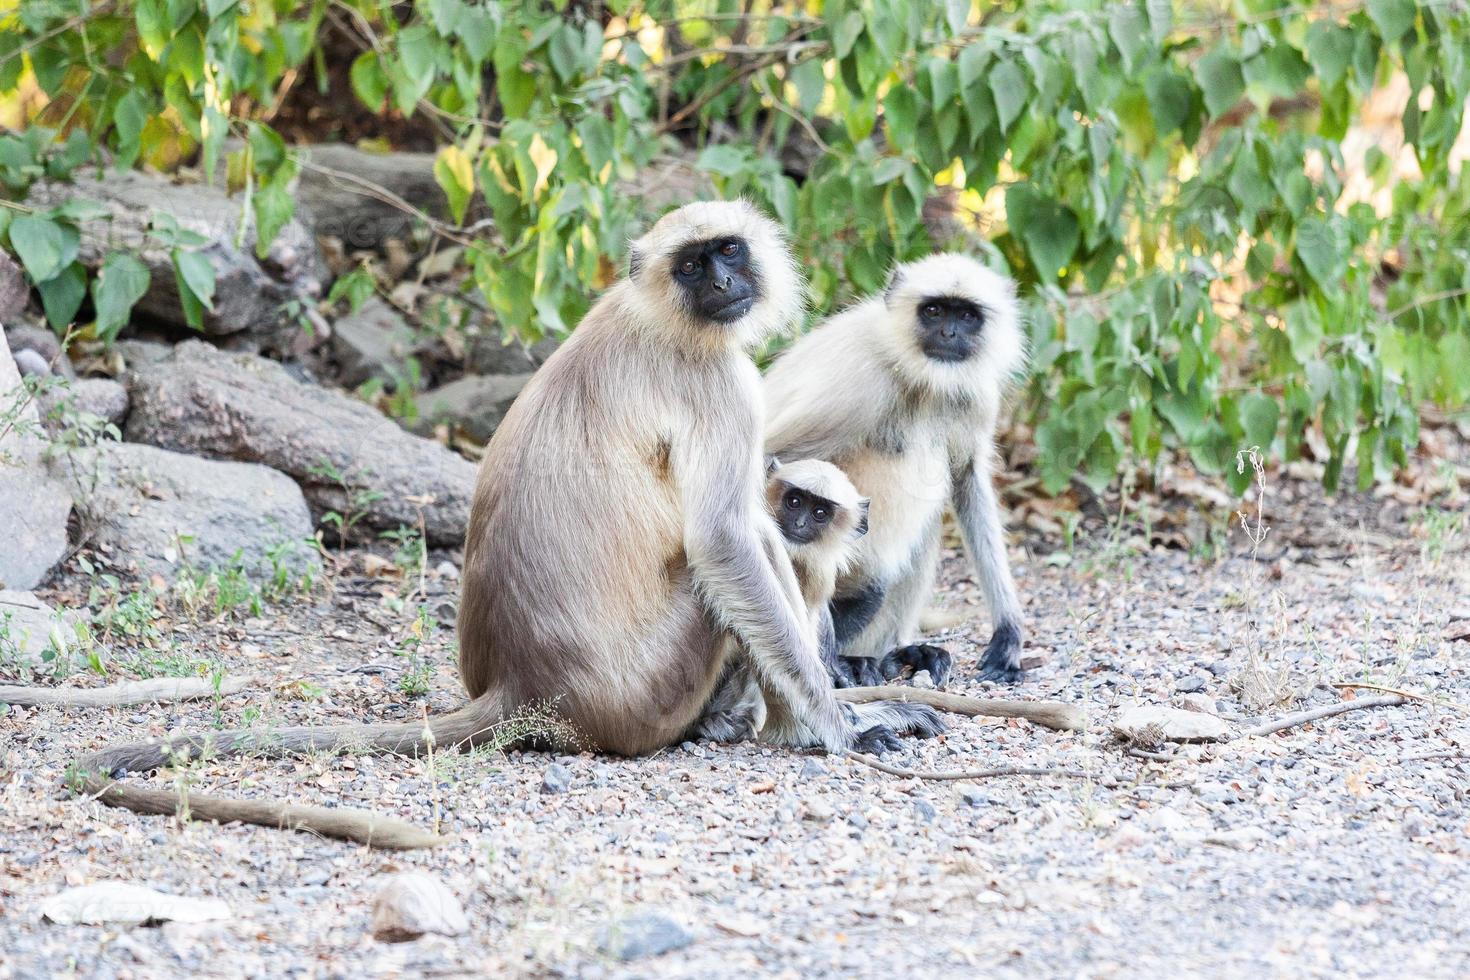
<box><xmin>850</xmin><ymin>724</ymin><xmax>903</xmax><ymax>756</ymax></box>
<box><xmin>882</xmin><ymin>701</ymin><xmax>947</xmax><ymax>739</ymax></box>
<box><xmin>976</xmin><ymin>621</ymin><xmax>1024</xmax><ymax>683</ymax></box>
<box><xmin>879</xmin><ymin>644</ymin><xmax>953</xmax><ymax>688</ymax></box>
<box><xmin>830</xmin><ymin>656</ymin><xmax>886</xmax><ymax>688</ymax></box>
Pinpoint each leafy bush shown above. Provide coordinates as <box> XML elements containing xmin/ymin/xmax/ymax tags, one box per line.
<box><xmin>3</xmin><ymin>0</ymin><xmax>1467</xmax><ymax>493</ymax></box>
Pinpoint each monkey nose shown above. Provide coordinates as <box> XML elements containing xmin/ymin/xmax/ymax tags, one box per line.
<box><xmin>712</xmin><ymin>275</ymin><xmax>732</xmax><ymax>292</ymax></box>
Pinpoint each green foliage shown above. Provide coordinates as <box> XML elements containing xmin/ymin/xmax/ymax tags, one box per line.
<box><xmin>4</xmin><ymin>1</ymin><xmax>1469</xmax><ymax>493</ymax></box>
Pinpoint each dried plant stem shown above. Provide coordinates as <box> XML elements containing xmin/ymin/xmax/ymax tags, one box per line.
<box><xmin>0</xmin><ymin>677</ymin><xmax>254</xmax><ymax>708</ymax></box>
<box><xmin>844</xmin><ymin>751</ymin><xmax>1104</xmax><ymax>783</ymax></box>
<box><xmin>1238</xmin><ymin>694</ymin><xmax>1404</xmax><ymax>738</ymax></box>
<box><xmin>834</xmin><ymin>686</ymin><xmax>1085</xmax><ymax>732</ymax></box>
<box><xmin>1330</xmin><ymin>681</ymin><xmax>1470</xmax><ymax>713</ymax></box>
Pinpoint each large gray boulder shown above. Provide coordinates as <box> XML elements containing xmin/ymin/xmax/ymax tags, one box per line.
<box><xmin>0</xmin><ymin>590</ymin><xmax>77</xmax><ymax>666</ymax></box>
<box><xmin>36</xmin><ymin>377</ymin><xmax>130</xmax><ymax>434</ymax></box>
<box><xmin>330</xmin><ymin>297</ymin><xmax>420</xmax><ymax>388</ymax></box>
<box><xmin>123</xmin><ymin>340</ymin><xmax>476</xmax><ymax>546</ymax></box>
<box><xmin>26</xmin><ymin>170</ymin><xmax>326</xmax><ymax>352</ymax></box>
<box><xmin>54</xmin><ymin>441</ymin><xmax>317</xmax><ymax>581</ymax></box>
<box><xmin>415</xmin><ymin>373</ymin><xmax>532</xmax><ymax>442</ymax></box>
<box><xmin>0</xmin><ymin>332</ymin><xmax>72</xmax><ymax>590</ymax></box>
<box><xmin>294</xmin><ymin>143</ymin><xmax>444</xmax><ymax>250</ymax></box>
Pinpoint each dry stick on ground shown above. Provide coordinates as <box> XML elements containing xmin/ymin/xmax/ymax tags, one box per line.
<box><xmin>1236</xmin><ymin>694</ymin><xmax>1406</xmax><ymax>739</ymax></box>
<box><xmin>1330</xmin><ymin>681</ymin><xmax>1470</xmax><ymax>713</ymax></box>
<box><xmin>0</xmin><ymin>676</ymin><xmax>255</xmax><ymax>708</ymax></box>
<box><xmin>845</xmin><ymin>751</ymin><xmax>1110</xmax><ymax>784</ymax></box>
<box><xmin>835</xmin><ymin>685</ymin><xmax>1086</xmax><ymax>732</ymax></box>
<box><xmin>70</xmin><ymin>767</ymin><xmax>444</xmax><ymax>850</ymax></box>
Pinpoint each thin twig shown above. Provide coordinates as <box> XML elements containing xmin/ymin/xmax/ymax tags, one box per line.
<box><xmin>1399</xmin><ymin>751</ymin><xmax>1470</xmax><ymax>764</ymax></box>
<box><xmin>0</xmin><ymin>676</ymin><xmax>255</xmax><ymax>708</ymax></box>
<box><xmin>845</xmin><ymin>751</ymin><xmax>1106</xmax><ymax>783</ymax></box>
<box><xmin>834</xmin><ymin>686</ymin><xmax>1086</xmax><ymax>732</ymax></box>
<box><xmin>1331</xmin><ymin>681</ymin><xmax>1470</xmax><ymax>713</ymax></box>
<box><xmin>1238</xmin><ymin>694</ymin><xmax>1404</xmax><ymax>739</ymax></box>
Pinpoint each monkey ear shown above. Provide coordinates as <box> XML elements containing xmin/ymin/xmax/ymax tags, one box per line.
<box><xmin>883</xmin><ymin>267</ymin><xmax>905</xmax><ymax>304</ymax></box>
<box><xmin>628</xmin><ymin>244</ymin><xmax>644</xmax><ymax>280</ymax></box>
<box><xmin>764</xmin><ymin>454</ymin><xmax>781</xmax><ymax>477</ymax></box>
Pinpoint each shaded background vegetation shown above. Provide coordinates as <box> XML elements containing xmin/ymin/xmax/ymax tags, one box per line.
<box><xmin>2</xmin><ymin>0</ymin><xmax>1468</xmax><ymax>495</ymax></box>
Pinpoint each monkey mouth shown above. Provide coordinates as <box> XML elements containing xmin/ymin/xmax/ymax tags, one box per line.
<box><xmin>706</xmin><ymin>295</ymin><xmax>756</xmax><ymax>323</ymax></box>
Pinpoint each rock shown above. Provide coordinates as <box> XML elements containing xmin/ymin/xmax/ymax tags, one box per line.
<box><xmin>466</xmin><ymin>334</ymin><xmax>558</xmax><ymax>376</ymax></box>
<box><xmin>36</xmin><ymin>378</ymin><xmax>129</xmax><ymax>433</ymax></box>
<box><xmin>293</xmin><ymin>144</ymin><xmax>445</xmax><ymax>249</ymax></box>
<box><xmin>112</xmin><ymin>339</ymin><xmax>173</xmax><ymax>370</ymax></box>
<box><xmin>40</xmin><ymin>883</ymin><xmax>230</xmax><ymax>926</ymax></box>
<box><xmin>3</xmin><ymin>324</ymin><xmax>71</xmax><ymax>377</ymax></box>
<box><xmin>124</xmin><ymin>340</ymin><xmax>476</xmax><ymax>546</ymax></box>
<box><xmin>27</xmin><ymin>171</ymin><xmax>325</xmax><ymax>352</ymax></box>
<box><xmin>414</xmin><ymin>373</ymin><xmax>532</xmax><ymax>442</ymax></box>
<box><xmin>799</xmin><ymin>757</ymin><xmax>829</xmax><ymax>780</ymax></box>
<box><xmin>0</xmin><ymin>332</ymin><xmax>72</xmax><ymax>590</ymax></box>
<box><xmin>541</xmin><ymin>763</ymin><xmax>573</xmax><ymax>794</ymax></box>
<box><xmin>911</xmin><ymin>669</ymin><xmax>935</xmax><ymax>690</ymax></box>
<box><xmin>12</xmin><ymin>348</ymin><xmax>49</xmax><ymax>378</ymax></box>
<box><xmin>1178</xmin><ymin>693</ymin><xmax>1219</xmax><ymax>715</ymax></box>
<box><xmin>913</xmin><ymin>799</ymin><xmax>938</xmax><ymax>823</ymax></box>
<box><xmin>803</xmin><ymin>798</ymin><xmax>836</xmax><ymax>822</ymax></box>
<box><xmin>955</xmin><ymin>784</ymin><xmax>988</xmax><ymax>807</ymax></box>
<box><xmin>1113</xmin><ymin>704</ymin><xmax>1233</xmax><ymax>743</ymax></box>
<box><xmin>330</xmin><ymin>297</ymin><xmax>420</xmax><ymax>388</ymax></box>
<box><xmin>370</xmin><ymin>873</ymin><xmax>469</xmax><ymax>943</ymax></box>
<box><xmin>56</xmin><ymin>441</ymin><xmax>317</xmax><ymax>582</ymax></box>
<box><xmin>1174</xmin><ymin>674</ymin><xmax>1208</xmax><ymax>694</ymax></box>
<box><xmin>0</xmin><ymin>590</ymin><xmax>77</xmax><ymax>663</ymax></box>
<box><xmin>595</xmin><ymin>911</ymin><xmax>693</xmax><ymax>961</ymax></box>
<box><xmin>0</xmin><ymin>251</ymin><xmax>26</xmax><ymax>322</ymax></box>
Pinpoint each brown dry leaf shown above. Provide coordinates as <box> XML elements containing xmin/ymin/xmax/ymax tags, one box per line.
<box><xmin>361</xmin><ymin>554</ymin><xmax>399</xmax><ymax>579</ymax></box>
<box><xmin>749</xmin><ymin>780</ymin><xmax>775</xmax><ymax>794</ymax></box>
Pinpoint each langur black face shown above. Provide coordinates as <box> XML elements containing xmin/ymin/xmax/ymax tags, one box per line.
<box><xmin>915</xmin><ymin>296</ymin><xmax>985</xmax><ymax>363</ymax></box>
<box><xmin>776</xmin><ymin>484</ymin><xmax>835</xmax><ymax>546</ymax></box>
<box><xmin>671</xmin><ymin>237</ymin><xmax>762</xmax><ymax>324</ymax></box>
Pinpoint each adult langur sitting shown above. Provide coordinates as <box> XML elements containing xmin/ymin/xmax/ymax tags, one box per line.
<box><xmin>73</xmin><ymin>201</ymin><xmax>941</xmax><ymax>845</ymax></box>
<box><xmin>764</xmin><ymin>253</ymin><xmax>1029</xmax><ymax>686</ymax></box>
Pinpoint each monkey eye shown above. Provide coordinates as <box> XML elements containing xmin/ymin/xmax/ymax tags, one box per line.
<box><xmin>921</xmin><ymin>303</ymin><xmax>941</xmax><ymax>319</ymax></box>
<box><xmin>813</xmin><ymin>507</ymin><xmax>830</xmax><ymax>522</ymax></box>
<box><xmin>960</xmin><ymin>307</ymin><xmax>977</xmax><ymax>321</ymax></box>
<box><xmin>679</xmin><ymin>259</ymin><xmax>700</xmax><ymax>276</ymax></box>
<box><xmin>785</xmin><ymin>494</ymin><xmax>803</xmax><ymax>511</ymax></box>
<box><xmin>720</xmin><ymin>241</ymin><xmax>740</xmax><ymax>257</ymax></box>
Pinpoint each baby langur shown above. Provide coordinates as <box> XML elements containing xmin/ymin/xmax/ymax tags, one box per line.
<box><xmin>765</xmin><ymin>253</ymin><xmax>1029</xmax><ymax>686</ymax></box>
<box><xmin>693</xmin><ymin>459</ymin><xmax>941</xmax><ymax>750</ymax></box>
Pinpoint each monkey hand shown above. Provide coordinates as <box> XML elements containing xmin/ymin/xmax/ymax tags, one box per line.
<box><xmin>878</xmin><ymin>644</ymin><xmax>952</xmax><ymax>688</ymax></box>
<box><xmin>975</xmin><ymin>621</ymin><xmax>1025</xmax><ymax>683</ymax></box>
<box><xmin>828</xmin><ymin>655</ymin><xmax>887</xmax><ymax>688</ymax></box>
<box><xmin>849</xmin><ymin>724</ymin><xmax>904</xmax><ymax>756</ymax></box>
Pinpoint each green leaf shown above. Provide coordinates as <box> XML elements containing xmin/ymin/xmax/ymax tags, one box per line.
<box><xmin>945</xmin><ymin>0</ymin><xmax>969</xmax><ymax>36</ymax></box>
<box><xmin>37</xmin><ymin>262</ymin><xmax>86</xmax><ymax>329</ymax></box>
<box><xmin>398</xmin><ymin>25</ymin><xmax>440</xmax><ymax>89</ymax></box>
<box><xmin>173</xmin><ymin>248</ymin><xmax>216</xmax><ymax>313</ymax></box>
<box><xmin>1306</xmin><ymin>23</ymin><xmax>1354</xmax><ymax>86</ymax></box>
<box><xmin>1367</xmin><ymin>0</ymin><xmax>1416</xmax><ymax>41</ymax></box>
<box><xmin>493</xmin><ymin>42</ymin><xmax>536</xmax><ymax>118</ymax></box>
<box><xmin>91</xmin><ymin>253</ymin><xmax>151</xmax><ymax>341</ymax></box>
<box><xmin>1295</xmin><ymin>215</ymin><xmax>1345</xmax><ymax>288</ymax></box>
<box><xmin>253</xmin><ymin>182</ymin><xmax>295</xmax><ymax>257</ymax></box>
<box><xmin>457</xmin><ymin>5</ymin><xmax>497</xmax><ymax>63</ymax></box>
<box><xmin>1144</xmin><ymin>70</ymin><xmax>1192</xmax><ymax>135</ymax></box>
<box><xmin>873</xmin><ymin>156</ymin><xmax>909</xmax><ymax>185</ymax></box>
<box><xmin>1243</xmin><ymin>44</ymin><xmax>1311</xmax><ymax>99</ymax></box>
<box><xmin>1193</xmin><ymin>47</ymin><xmax>1244</xmax><ymax>118</ymax></box>
<box><xmin>112</xmin><ymin>90</ymin><xmax>150</xmax><ymax>171</ymax></box>
<box><xmin>9</xmin><ymin>215</ymin><xmax>77</xmax><ymax>283</ymax></box>
<box><xmin>695</xmin><ymin>144</ymin><xmax>747</xmax><ymax>178</ymax></box>
<box><xmin>350</xmin><ymin>52</ymin><xmax>389</xmax><ymax>109</ymax></box>
<box><xmin>1108</xmin><ymin>5</ymin><xmax>1148</xmax><ymax>73</ymax></box>
<box><xmin>883</xmin><ymin>86</ymin><xmax>920</xmax><ymax>151</ymax></box>
<box><xmin>989</xmin><ymin>61</ymin><xmax>1027</xmax><ymax>134</ymax></box>
<box><xmin>434</xmin><ymin>145</ymin><xmax>475</xmax><ymax>223</ymax></box>
<box><xmin>1006</xmin><ymin>186</ymin><xmax>1080</xmax><ymax>279</ymax></box>
<box><xmin>1238</xmin><ymin>393</ymin><xmax>1279</xmax><ymax>449</ymax></box>
<box><xmin>791</xmin><ymin>58</ymin><xmax>825</xmax><ymax>114</ymax></box>
<box><xmin>834</xmin><ymin>12</ymin><xmax>865</xmax><ymax>60</ymax></box>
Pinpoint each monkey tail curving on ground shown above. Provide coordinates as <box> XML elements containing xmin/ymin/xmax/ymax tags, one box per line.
<box><xmin>67</xmin><ymin>695</ymin><xmax>517</xmax><ymax>850</ymax></box>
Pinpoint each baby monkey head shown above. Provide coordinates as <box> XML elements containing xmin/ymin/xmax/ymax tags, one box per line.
<box><xmin>765</xmin><ymin>457</ymin><xmax>869</xmax><ymax>552</ymax></box>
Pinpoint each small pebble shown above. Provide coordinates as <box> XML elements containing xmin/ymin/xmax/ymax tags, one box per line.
<box><xmin>541</xmin><ymin>763</ymin><xmax>573</xmax><ymax>794</ymax></box>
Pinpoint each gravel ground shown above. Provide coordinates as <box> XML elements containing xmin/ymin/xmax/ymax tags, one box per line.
<box><xmin>2</xmin><ymin>471</ymin><xmax>1467</xmax><ymax>978</ymax></box>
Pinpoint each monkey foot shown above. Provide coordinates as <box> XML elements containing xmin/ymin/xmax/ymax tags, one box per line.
<box><xmin>881</xmin><ymin>700</ymin><xmax>946</xmax><ymax>739</ymax></box>
<box><xmin>829</xmin><ymin>656</ymin><xmax>886</xmax><ymax>688</ymax></box>
<box><xmin>879</xmin><ymin>644</ymin><xmax>953</xmax><ymax>688</ymax></box>
<box><xmin>849</xmin><ymin>724</ymin><xmax>903</xmax><ymax>755</ymax></box>
<box><xmin>976</xmin><ymin>622</ymin><xmax>1024</xmax><ymax>683</ymax></box>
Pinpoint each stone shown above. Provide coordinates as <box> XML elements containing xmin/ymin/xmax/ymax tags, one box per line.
<box><xmin>541</xmin><ymin>762</ymin><xmax>573</xmax><ymax>794</ymax></box>
<box><xmin>0</xmin><ymin>251</ymin><xmax>26</xmax><ymax>322</ymax></box>
<box><xmin>40</xmin><ymin>883</ymin><xmax>230</xmax><ymax>926</ymax></box>
<box><xmin>414</xmin><ymin>373</ymin><xmax>532</xmax><ymax>442</ymax></box>
<box><xmin>799</xmin><ymin>757</ymin><xmax>829</xmax><ymax>780</ymax></box>
<box><xmin>370</xmin><ymin>873</ymin><xmax>469</xmax><ymax>943</ymax></box>
<box><xmin>56</xmin><ymin>441</ymin><xmax>317</xmax><ymax>582</ymax></box>
<box><xmin>330</xmin><ymin>297</ymin><xmax>420</xmax><ymax>388</ymax></box>
<box><xmin>1178</xmin><ymin>693</ymin><xmax>1219</xmax><ymax>715</ymax></box>
<box><xmin>36</xmin><ymin>378</ymin><xmax>129</xmax><ymax>433</ymax></box>
<box><xmin>12</xmin><ymin>348</ymin><xmax>49</xmax><ymax>378</ymax></box>
<box><xmin>595</xmin><ymin>911</ymin><xmax>693</xmax><ymax>961</ymax></box>
<box><xmin>465</xmin><ymin>334</ymin><xmax>558</xmax><ymax>376</ymax></box>
<box><xmin>0</xmin><ymin>332</ymin><xmax>72</xmax><ymax>590</ymax></box>
<box><xmin>292</xmin><ymin>144</ymin><xmax>445</xmax><ymax>249</ymax></box>
<box><xmin>1174</xmin><ymin>674</ymin><xmax>1208</xmax><ymax>694</ymax></box>
<box><xmin>913</xmin><ymin>799</ymin><xmax>938</xmax><ymax>823</ymax></box>
<box><xmin>27</xmin><ymin>171</ymin><xmax>325</xmax><ymax>353</ymax></box>
<box><xmin>124</xmin><ymin>340</ymin><xmax>476</xmax><ymax>546</ymax></box>
<box><xmin>955</xmin><ymin>784</ymin><xmax>988</xmax><ymax>807</ymax></box>
<box><xmin>3</xmin><ymin>324</ymin><xmax>70</xmax><ymax>377</ymax></box>
<box><xmin>911</xmin><ymin>669</ymin><xmax>935</xmax><ymax>690</ymax></box>
<box><xmin>1113</xmin><ymin>704</ymin><xmax>1233</xmax><ymax>743</ymax></box>
<box><xmin>0</xmin><ymin>590</ymin><xmax>77</xmax><ymax>664</ymax></box>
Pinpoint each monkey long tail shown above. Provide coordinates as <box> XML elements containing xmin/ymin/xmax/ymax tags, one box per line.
<box><xmin>69</xmin><ymin>696</ymin><xmax>510</xmax><ymax>850</ymax></box>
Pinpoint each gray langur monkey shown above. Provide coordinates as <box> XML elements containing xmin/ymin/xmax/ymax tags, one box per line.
<box><xmin>72</xmin><ymin>201</ymin><xmax>941</xmax><ymax>844</ymax></box>
<box><xmin>764</xmin><ymin>253</ymin><xmax>1029</xmax><ymax>686</ymax></box>
<box><xmin>694</xmin><ymin>457</ymin><xmax>941</xmax><ymax>749</ymax></box>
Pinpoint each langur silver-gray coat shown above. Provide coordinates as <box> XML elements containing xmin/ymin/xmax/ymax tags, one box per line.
<box><xmin>764</xmin><ymin>253</ymin><xmax>1029</xmax><ymax>684</ymax></box>
<box><xmin>71</xmin><ymin>201</ymin><xmax>939</xmax><ymax>846</ymax></box>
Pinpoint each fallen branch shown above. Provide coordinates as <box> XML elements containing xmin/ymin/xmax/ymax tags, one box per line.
<box><xmin>1237</xmin><ymin>694</ymin><xmax>1404</xmax><ymax>739</ymax></box>
<box><xmin>0</xmin><ymin>676</ymin><xmax>254</xmax><ymax>708</ymax></box>
<box><xmin>835</xmin><ymin>686</ymin><xmax>1085</xmax><ymax>732</ymax></box>
<box><xmin>1330</xmin><ymin>681</ymin><xmax>1470</xmax><ymax>713</ymax></box>
<box><xmin>845</xmin><ymin>751</ymin><xmax>1105</xmax><ymax>783</ymax></box>
<box><xmin>73</xmin><ymin>767</ymin><xmax>443</xmax><ymax>850</ymax></box>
